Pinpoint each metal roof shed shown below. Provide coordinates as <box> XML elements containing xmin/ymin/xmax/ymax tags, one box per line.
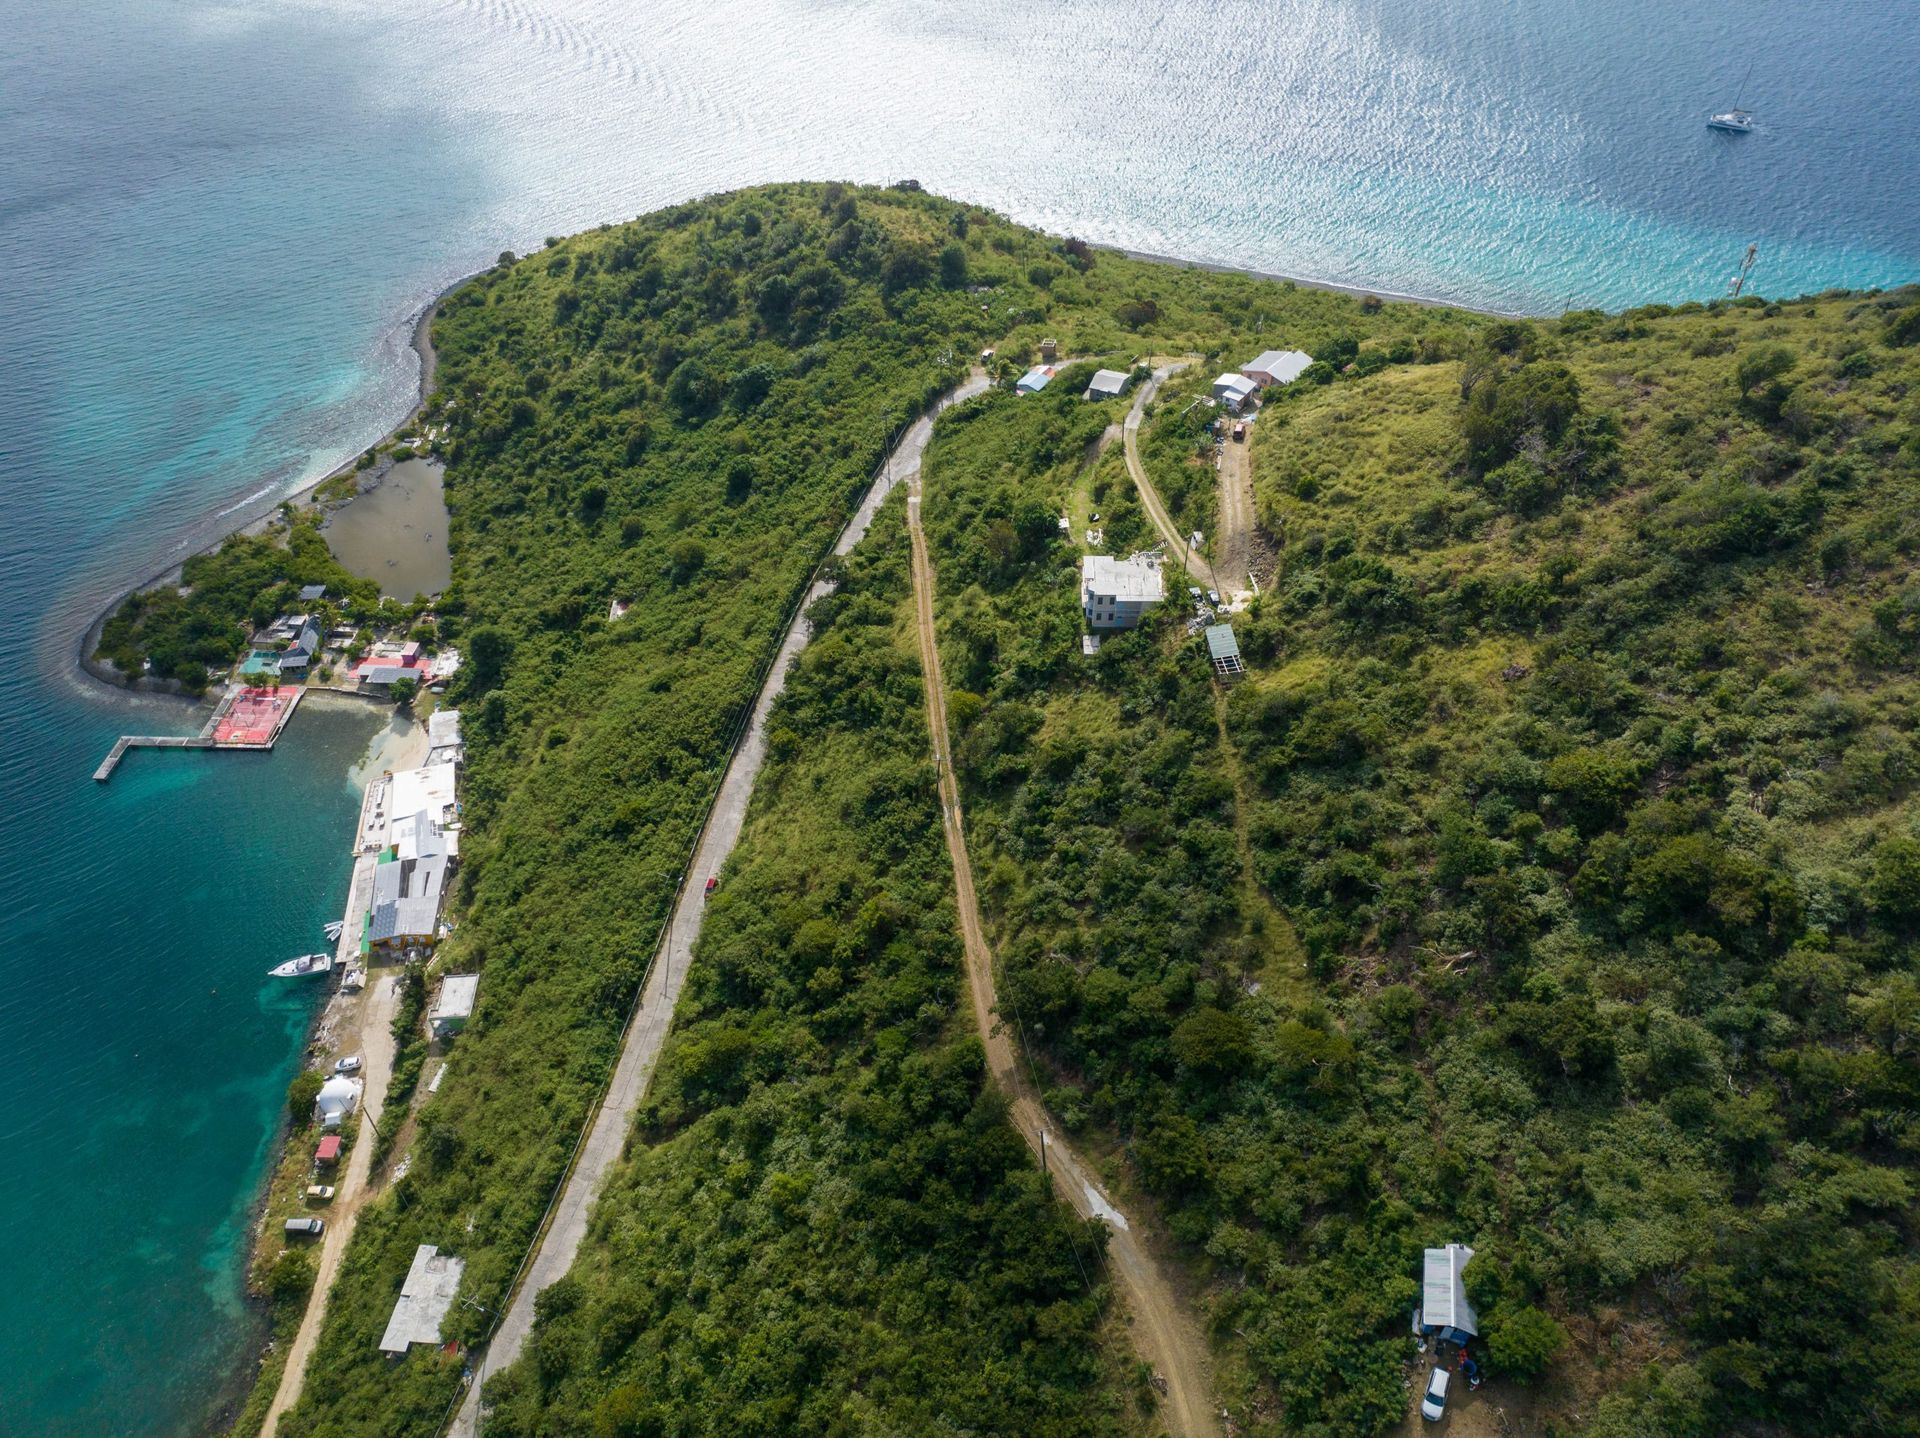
<box><xmin>1417</xmin><ymin>1244</ymin><xmax>1479</xmax><ymax>1340</ymax></box>
<box><xmin>1204</xmin><ymin>624</ymin><xmax>1245</xmax><ymax>681</ymax></box>
<box><xmin>1084</xmin><ymin>368</ymin><xmax>1130</xmax><ymax>400</ymax></box>
<box><xmin>379</xmin><ymin>1244</ymin><xmax>467</xmax><ymax>1356</ymax></box>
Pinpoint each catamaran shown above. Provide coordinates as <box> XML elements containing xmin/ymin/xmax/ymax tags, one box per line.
<box><xmin>269</xmin><ymin>951</ymin><xmax>334</xmax><ymax>978</ymax></box>
<box><xmin>1707</xmin><ymin>63</ymin><xmax>1756</xmax><ymax>132</ymax></box>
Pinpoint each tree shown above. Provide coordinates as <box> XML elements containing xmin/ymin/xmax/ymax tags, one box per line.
<box><xmin>1485</xmin><ymin>1303</ymin><xmax>1567</xmax><ymax>1380</ymax></box>
<box><xmin>464</xmin><ymin>625</ymin><xmax>510</xmax><ymax>690</ymax></box>
<box><xmin>938</xmin><ymin>242</ymin><xmax>968</xmax><ymax>289</ymax></box>
<box><xmin>1867</xmin><ymin>836</ymin><xmax>1920</xmax><ymax>922</ymax></box>
<box><xmin>287</xmin><ymin>1069</ymin><xmax>323</xmax><ymax>1126</ymax></box>
<box><xmin>668</xmin><ymin>539</ymin><xmax>707</xmax><ymax>585</ymax></box>
<box><xmin>263</xmin><ymin>1249</ymin><xmax>315</xmax><ymax>1302</ymax></box>
<box><xmin>1171</xmin><ymin>1007</ymin><xmax>1254</xmax><ymax>1078</ymax></box>
<box><xmin>1734</xmin><ymin>345</ymin><xmax>1796</xmax><ymax>398</ymax></box>
<box><xmin>389</xmin><ymin>674</ymin><xmax>419</xmax><ymax>709</ymax></box>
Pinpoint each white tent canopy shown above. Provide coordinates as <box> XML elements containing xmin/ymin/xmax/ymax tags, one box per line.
<box><xmin>314</xmin><ymin>1075</ymin><xmax>362</xmax><ymax>1128</ymax></box>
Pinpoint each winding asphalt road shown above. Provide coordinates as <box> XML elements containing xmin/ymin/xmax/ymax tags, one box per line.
<box><xmin>447</xmin><ymin>375</ymin><xmax>989</xmax><ymax>1436</ymax></box>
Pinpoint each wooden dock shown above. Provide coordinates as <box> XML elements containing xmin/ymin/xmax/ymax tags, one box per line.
<box><xmin>94</xmin><ymin>684</ymin><xmax>305</xmax><ymax>782</ymax></box>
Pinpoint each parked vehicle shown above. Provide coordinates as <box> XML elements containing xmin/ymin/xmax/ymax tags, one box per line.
<box><xmin>1421</xmin><ymin>1366</ymin><xmax>1450</xmax><ymax>1422</ymax></box>
<box><xmin>284</xmin><ymin>1217</ymin><xmax>325</xmax><ymax>1238</ymax></box>
<box><xmin>306</xmin><ymin>1184</ymin><xmax>336</xmax><ymax>1201</ymax></box>
<box><xmin>1232</xmin><ymin>421</ymin><xmax>1246</xmax><ymax>441</ymax></box>
<box><xmin>704</xmin><ymin>876</ymin><xmax>718</xmax><ymax>896</ymax></box>
<box><xmin>1207</xmin><ymin>589</ymin><xmax>1222</xmax><ymax>606</ymax></box>
<box><xmin>334</xmin><ymin>1054</ymin><xmax>363</xmax><ymax>1075</ymax></box>
<box><xmin>1187</xmin><ymin>587</ymin><xmax>1203</xmax><ymax>601</ymax></box>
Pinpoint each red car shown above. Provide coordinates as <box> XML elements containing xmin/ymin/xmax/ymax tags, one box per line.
<box><xmin>704</xmin><ymin>876</ymin><xmax>718</xmax><ymax>896</ymax></box>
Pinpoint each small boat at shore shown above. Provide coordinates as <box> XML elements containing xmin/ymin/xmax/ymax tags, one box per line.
<box><xmin>323</xmin><ymin>919</ymin><xmax>345</xmax><ymax>941</ymax></box>
<box><xmin>269</xmin><ymin>952</ymin><xmax>334</xmax><ymax>978</ymax></box>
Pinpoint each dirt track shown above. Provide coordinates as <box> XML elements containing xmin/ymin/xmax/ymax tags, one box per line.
<box><xmin>1214</xmin><ymin>421</ymin><xmax>1257</xmax><ymax>599</ymax></box>
<box><xmin>906</xmin><ymin>443</ymin><xmax>1221</xmax><ymax>1437</ymax></box>
<box><xmin>263</xmin><ymin>970</ymin><xmax>399</xmax><ymax>1437</ymax></box>
<box><xmin>1122</xmin><ymin>360</ymin><xmax>1221</xmax><ymax>596</ymax></box>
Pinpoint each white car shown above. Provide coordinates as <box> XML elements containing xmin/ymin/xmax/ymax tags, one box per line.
<box><xmin>334</xmin><ymin>1054</ymin><xmax>363</xmax><ymax>1075</ymax></box>
<box><xmin>1421</xmin><ymin>1366</ymin><xmax>1450</xmax><ymax>1422</ymax></box>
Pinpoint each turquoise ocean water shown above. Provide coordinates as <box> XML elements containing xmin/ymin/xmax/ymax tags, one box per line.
<box><xmin>1</xmin><ymin>2</ymin><xmax>1915</xmax><ymax>1432</ymax></box>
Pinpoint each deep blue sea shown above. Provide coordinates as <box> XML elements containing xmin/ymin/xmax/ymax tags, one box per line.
<box><xmin>1</xmin><ymin>2</ymin><xmax>1915</xmax><ymax>1432</ymax></box>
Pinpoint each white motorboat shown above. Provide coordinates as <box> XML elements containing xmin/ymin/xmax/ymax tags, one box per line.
<box><xmin>269</xmin><ymin>952</ymin><xmax>334</xmax><ymax>978</ymax></box>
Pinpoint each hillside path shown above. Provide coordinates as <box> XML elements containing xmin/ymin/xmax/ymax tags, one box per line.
<box><xmin>448</xmin><ymin>374</ymin><xmax>989</xmax><ymax>1437</ymax></box>
<box><xmin>906</xmin><ymin>433</ymin><xmax>1221</xmax><ymax>1437</ymax></box>
<box><xmin>1122</xmin><ymin>359</ymin><xmax>1221</xmax><ymax>594</ymax></box>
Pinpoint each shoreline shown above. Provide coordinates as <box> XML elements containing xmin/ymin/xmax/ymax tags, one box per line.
<box><xmin>74</xmin><ymin>269</ymin><xmax>471</xmax><ymax>704</ymax></box>
<box><xmin>1114</xmin><ymin>245</ymin><xmax>1525</xmax><ymax>318</ymax></box>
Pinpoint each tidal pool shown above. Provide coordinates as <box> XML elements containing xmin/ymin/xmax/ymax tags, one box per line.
<box><xmin>322</xmin><ymin>458</ymin><xmax>450</xmax><ymax>599</ymax></box>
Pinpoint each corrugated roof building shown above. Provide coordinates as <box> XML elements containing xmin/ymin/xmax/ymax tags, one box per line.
<box><xmin>1242</xmin><ymin>349</ymin><xmax>1313</xmax><ymax>387</ymax></box>
<box><xmin>1415</xmin><ymin>1244</ymin><xmax>1479</xmax><ymax>1341</ymax></box>
<box><xmin>379</xmin><ymin>1245</ymin><xmax>467</xmax><ymax>1356</ymax></box>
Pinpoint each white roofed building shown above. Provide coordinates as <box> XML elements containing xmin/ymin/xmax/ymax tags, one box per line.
<box><xmin>314</xmin><ymin>1075</ymin><xmax>362</xmax><ymax>1128</ymax></box>
<box><xmin>378</xmin><ymin>1245</ymin><xmax>466</xmax><ymax>1355</ymax></box>
<box><xmin>1212</xmin><ymin>373</ymin><xmax>1261</xmax><ymax>411</ymax></box>
<box><xmin>1084</xmin><ymin>368</ymin><xmax>1131</xmax><ymax>400</ymax></box>
<box><xmin>1082</xmin><ymin>554</ymin><xmax>1165</xmax><ymax>632</ymax></box>
<box><xmin>430</xmin><ymin>974</ymin><xmax>480</xmax><ymax>1040</ymax></box>
<box><xmin>1414</xmin><ymin>1244</ymin><xmax>1480</xmax><ymax>1342</ymax></box>
<box><xmin>1242</xmin><ymin>349</ymin><xmax>1313</xmax><ymax>387</ymax></box>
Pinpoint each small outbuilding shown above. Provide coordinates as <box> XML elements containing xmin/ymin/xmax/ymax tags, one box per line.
<box><xmin>1212</xmin><ymin>373</ymin><xmax>1261</xmax><ymax>411</ymax></box>
<box><xmin>298</xmin><ymin>584</ymin><xmax>328</xmax><ymax>603</ymax></box>
<box><xmin>1241</xmin><ymin>349</ymin><xmax>1313</xmax><ymax>387</ymax></box>
<box><xmin>1016</xmin><ymin>365</ymin><xmax>1057</xmax><ymax>394</ymax></box>
<box><xmin>1084</xmin><ymin>368</ymin><xmax>1131</xmax><ymax>401</ymax></box>
<box><xmin>430</xmin><ymin>974</ymin><xmax>480</xmax><ymax>1040</ymax></box>
<box><xmin>314</xmin><ymin>1075</ymin><xmax>362</xmax><ymax>1128</ymax></box>
<box><xmin>379</xmin><ymin>1244</ymin><xmax>468</xmax><ymax>1356</ymax></box>
<box><xmin>314</xmin><ymin>1134</ymin><xmax>344</xmax><ymax>1166</ymax></box>
<box><xmin>1204</xmin><ymin>624</ymin><xmax>1245</xmax><ymax>682</ymax></box>
<box><xmin>1413</xmin><ymin>1244</ymin><xmax>1480</xmax><ymax>1344</ymax></box>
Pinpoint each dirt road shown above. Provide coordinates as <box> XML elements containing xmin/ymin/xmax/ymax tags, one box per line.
<box><xmin>1122</xmin><ymin>360</ymin><xmax>1221</xmax><ymax>595</ymax></box>
<box><xmin>263</xmin><ymin>970</ymin><xmax>400</xmax><ymax>1437</ymax></box>
<box><xmin>1214</xmin><ymin>420</ymin><xmax>1257</xmax><ymax>600</ymax></box>
<box><xmin>906</xmin><ymin>459</ymin><xmax>1221</xmax><ymax>1437</ymax></box>
<box><xmin>447</xmin><ymin>374</ymin><xmax>990</xmax><ymax>1438</ymax></box>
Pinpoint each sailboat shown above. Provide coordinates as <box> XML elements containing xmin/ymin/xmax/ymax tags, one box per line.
<box><xmin>1707</xmin><ymin>62</ymin><xmax>1756</xmax><ymax>132</ymax></box>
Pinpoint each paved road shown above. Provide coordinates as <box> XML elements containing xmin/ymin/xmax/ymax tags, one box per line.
<box><xmin>263</xmin><ymin>969</ymin><xmax>399</xmax><ymax>1437</ymax></box>
<box><xmin>1122</xmin><ymin>360</ymin><xmax>1222</xmax><ymax>595</ymax></box>
<box><xmin>907</xmin><ymin>447</ymin><xmax>1221</xmax><ymax>1437</ymax></box>
<box><xmin>449</xmin><ymin>374</ymin><xmax>989</xmax><ymax>1437</ymax></box>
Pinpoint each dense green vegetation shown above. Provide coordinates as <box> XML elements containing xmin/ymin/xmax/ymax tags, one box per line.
<box><xmin>245</xmin><ymin>178</ymin><xmax>1920</xmax><ymax>1438</ymax></box>
<box><xmin>480</xmin><ymin>501</ymin><xmax>1143</xmax><ymax>1437</ymax></box>
<box><xmin>921</xmin><ymin>280</ymin><xmax>1920</xmax><ymax>1435</ymax></box>
<box><xmin>272</xmin><ymin>181</ymin><xmax>1238</xmax><ymax>1437</ymax></box>
<box><xmin>95</xmin><ymin>515</ymin><xmax>373</xmax><ymax>691</ymax></box>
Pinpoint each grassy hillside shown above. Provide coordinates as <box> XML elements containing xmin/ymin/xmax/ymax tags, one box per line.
<box><xmin>479</xmin><ymin>500</ymin><xmax>1146</xmax><ymax>1437</ymax></box>
<box><xmin>274</xmin><ymin>182</ymin><xmax>1366</xmax><ymax>1437</ymax></box>
<box><xmin>919</xmin><ymin>283</ymin><xmax>1920</xmax><ymax>1436</ymax></box>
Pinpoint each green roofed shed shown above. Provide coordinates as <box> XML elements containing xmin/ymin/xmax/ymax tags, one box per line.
<box><xmin>1204</xmin><ymin>623</ymin><xmax>1244</xmax><ymax>682</ymax></box>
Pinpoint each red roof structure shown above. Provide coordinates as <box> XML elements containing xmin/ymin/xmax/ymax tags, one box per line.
<box><xmin>315</xmin><ymin>1135</ymin><xmax>344</xmax><ymax>1163</ymax></box>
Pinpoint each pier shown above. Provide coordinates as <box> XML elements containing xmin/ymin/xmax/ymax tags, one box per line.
<box><xmin>94</xmin><ymin>684</ymin><xmax>305</xmax><ymax>782</ymax></box>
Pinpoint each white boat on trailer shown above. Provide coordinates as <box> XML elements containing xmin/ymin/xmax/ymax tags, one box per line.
<box><xmin>269</xmin><ymin>952</ymin><xmax>334</xmax><ymax>978</ymax></box>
